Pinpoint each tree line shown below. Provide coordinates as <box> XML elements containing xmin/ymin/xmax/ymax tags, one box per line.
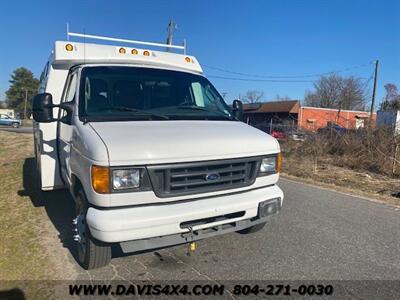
<box><xmin>240</xmin><ymin>74</ymin><xmax>399</xmax><ymax>112</ymax></box>
<box><xmin>5</xmin><ymin>67</ymin><xmax>39</xmax><ymax>118</ymax></box>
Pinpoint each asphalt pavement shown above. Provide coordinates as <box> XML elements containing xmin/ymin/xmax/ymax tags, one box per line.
<box><xmin>0</xmin><ymin>126</ymin><xmax>32</xmax><ymax>134</ymax></box>
<box><xmin>72</xmin><ymin>178</ymin><xmax>400</xmax><ymax>281</ymax></box>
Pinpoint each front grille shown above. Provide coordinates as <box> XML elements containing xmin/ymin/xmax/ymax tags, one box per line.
<box><xmin>147</xmin><ymin>157</ymin><xmax>260</xmax><ymax>198</ymax></box>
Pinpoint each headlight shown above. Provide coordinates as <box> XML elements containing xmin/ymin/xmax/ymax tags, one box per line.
<box><xmin>112</xmin><ymin>169</ymin><xmax>140</xmax><ymax>190</ymax></box>
<box><xmin>260</xmin><ymin>157</ymin><xmax>277</xmax><ymax>173</ymax></box>
<box><xmin>259</xmin><ymin>153</ymin><xmax>282</xmax><ymax>175</ymax></box>
<box><xmin>91</xmin><ymin>165</ymin><xmax>151</xmax><ymax>193</ymax></box>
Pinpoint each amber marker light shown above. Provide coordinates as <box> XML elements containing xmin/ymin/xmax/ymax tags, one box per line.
<box><xmin>185</xmin><ymin>56</ymin><xmax>191</xmax><ymax>63</ymax></box>
<box><xmin>277</xmin><ymin>153</ymin><xmax>283</xmax><ymax>174</ymax></box>
<box><xmin>131</xmin><ymin>49</ymin><xmax>138</xmax><ymax>55</ymax></box>
<box><xmin>119</xmin><ymin>47</ymin><xmax>126</xmax><ymax>54</ymax></box>
<box><xmin>143</xmin><ymin>50</ymin><xmax>150</xmax><ymax>56</ymax></box>
<box><xmin>65</xmin><ymin>44</ymin><xmax>74</xmax><ymax>51</ymax></box>
<box><xmin>91</xmin><ymin>165</ymin><xmax>110</xmax><ymax>194</ymax></box>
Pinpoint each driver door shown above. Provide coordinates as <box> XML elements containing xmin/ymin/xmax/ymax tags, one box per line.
<box><xmin>58</xmin><ymin>71</ymin><xmax>78</xmax><ymax>186</ymax></box>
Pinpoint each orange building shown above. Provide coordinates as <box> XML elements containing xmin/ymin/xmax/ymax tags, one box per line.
<box><xmin>298</xmin><ymin>106</ymin><xmax>376</xmax><ymax>131</ymax></box>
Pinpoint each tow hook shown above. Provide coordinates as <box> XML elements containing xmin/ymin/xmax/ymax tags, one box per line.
<box><xmin>185</xmin><ymin>226</ymin><xmax>197</xmax><ymax>256</ymax></box>
<box><xmin>190</xmin><ymin>241</ymin><xmax>197</xmax><ymax>251</ymax></box>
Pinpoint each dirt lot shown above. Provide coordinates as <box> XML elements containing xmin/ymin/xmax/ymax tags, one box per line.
<box><xmin>282</xmin><ymin>151</ymin><xmax>400</xmax><ymax>207</ymax></box>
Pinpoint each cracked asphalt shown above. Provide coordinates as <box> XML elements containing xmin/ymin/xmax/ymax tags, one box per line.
<box><xmin>61</xmin><ymin>178</ymin><xmax>400</xmax><ymax>282</ymax></box>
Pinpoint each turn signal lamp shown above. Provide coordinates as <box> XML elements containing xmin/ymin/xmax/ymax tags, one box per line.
<box><xmin>91</xmin><ymin>165</ymin><xmax>110</xmax><ymax>194</ymax></box>
<box><xmin>65</xmin><ymin>44</ymin><xmax>74</xmax><ymax>51</ymax></box>
<box><xmin>131</xmin><ymin>49</ymin><xmax>138</xmax><ymax>55</ymax></box>
<box><xmin>143</xmin><ymin>50</ymin><xmax>150</xmax><ymax>56</ymax></box>
<box><xmin>277</xmin><ymin>153</ymin><xmax>283</xmax><ymax>174</ymax></box>
<box><xmin>119</xmin><ymin>47</ymin><xmax>126</xmax><ymax>54</ymax></box>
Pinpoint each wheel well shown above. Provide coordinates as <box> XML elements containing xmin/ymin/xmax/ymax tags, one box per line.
<box><xmin>72</xmin><ymin>175</ymin><xmax>83</xmax><ymax>198</ymax></box>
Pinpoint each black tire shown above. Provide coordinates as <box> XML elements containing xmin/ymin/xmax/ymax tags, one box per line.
<box><xmin>11</xmin><ymin>122</ymin><xmax>19</xmax><ymax>128</ymax></box>
<box><xmin>237</xmin><ymin>222</ymin><xmax>266</xmax><ymax>234</ymax></box>
<box><xmin>75</xmin><ymin>189</ymin><xmax>111</xmax><ymax>270</ymax></box>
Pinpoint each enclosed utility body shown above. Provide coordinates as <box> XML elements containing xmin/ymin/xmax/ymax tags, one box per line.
<box><xmin>33</xmin><ymin>32</ymin><xmax>283</xmax><ymax>269</ymax></box>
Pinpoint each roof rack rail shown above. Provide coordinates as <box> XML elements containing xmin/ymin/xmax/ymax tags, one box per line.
<box><xmin>66</xmin><ymin>26</ymin><xmax>186</xmax><ymax>54</ymax></box>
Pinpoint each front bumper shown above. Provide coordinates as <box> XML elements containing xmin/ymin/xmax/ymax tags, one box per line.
<box><xmin>86</xmin><ymin>184</ymin><xmax>283</xmax><ymax>243</ymax></box>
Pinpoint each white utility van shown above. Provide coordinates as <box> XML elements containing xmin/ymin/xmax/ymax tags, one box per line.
<box><xmin>32</xmin><ymin>32</ymin><xmax>284</xmax><ymax>269</ymax></box>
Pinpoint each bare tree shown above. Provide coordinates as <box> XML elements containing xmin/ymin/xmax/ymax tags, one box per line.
<box><xmin>243</xmin><ymin>90</ymin><xmax>264</xmax><ymax>104</ymax></box>
<box><xmin>339</xmin><ymin>76</ymin><xmax>365</xmax><ymax>110</ymax></box>
<box><xmin>304</xmin><ymin>74</ymin><xmax>366</xmax><ymax>110</ymax></box>
<box><xmin>274</xmin><ymin>94</ymin><xmax>291</xmax><ymax>101</ymax></box>
<box><xmin>380</xmin><ymin>83</ymin><xmax>400</xmax><ymax>111</ymax></box>
<box><xmin>304</xmin><ymin>90</ymin><xmax>320</xmax><ymax>107</ymax></box>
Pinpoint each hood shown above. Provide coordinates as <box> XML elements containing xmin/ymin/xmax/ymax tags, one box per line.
<box><xmin>89</xmin><ymin>120</ymin><xmax>280</xmax><ymax>165</ymax></box>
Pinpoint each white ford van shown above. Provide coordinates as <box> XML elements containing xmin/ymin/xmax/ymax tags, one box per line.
<box><xmin>32</xmin><ymin>32</ymin><xmax>283</xmax><ymax>269</ymax></box>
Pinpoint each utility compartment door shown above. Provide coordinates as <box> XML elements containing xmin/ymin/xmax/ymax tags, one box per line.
<box><xmin>58</xmin><ymin>71</ymin><xmax>78</xmax><ymax>186</ymax></box>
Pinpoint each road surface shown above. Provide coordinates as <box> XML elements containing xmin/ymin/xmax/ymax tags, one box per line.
<box><xmin>0</xmin><ymin>126</ymin><xmax>32</xmax><ymax>134</ymax></box>
<box><xmin>58</xmin><ymin>178</ymin><xmax>398</xmax><ymax>281</ymax></box>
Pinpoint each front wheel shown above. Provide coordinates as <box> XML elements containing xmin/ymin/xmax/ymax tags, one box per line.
<box><xmin>74</xmin><ymin>189</ymin><xmax>111</xmax><ymax>270</ymax></box>
<box><xmin>11</xmin><ymin>122</ymin><xmax>20</xmax><ymax>128</ymax></box>
<box><xmin>237</xmin><ymin>222</ymin><xmax>266</xmax><ymax>234</ymax></box>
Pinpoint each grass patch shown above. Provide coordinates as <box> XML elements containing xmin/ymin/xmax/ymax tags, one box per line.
<box><xmin>0</xmin><ymin>131</ymin><xmax>54</xmax><ymax>280</ymax></box>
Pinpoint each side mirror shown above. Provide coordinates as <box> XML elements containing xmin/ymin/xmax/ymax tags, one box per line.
<box><xmin>32</xmin><ymin>93</ymin><xmax>54</xmax><ymax>123</ymax></box>
<box><xmin>232</xmin><ymin>99</ymin><xmax>244</xmax><ymax>121</ymax></box>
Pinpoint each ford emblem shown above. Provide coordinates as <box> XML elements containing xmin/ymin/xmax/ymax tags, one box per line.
<box><xmin>205</xmin><ymin>173</ymin><xmax>221</xmax><ymax>181</ymax></box>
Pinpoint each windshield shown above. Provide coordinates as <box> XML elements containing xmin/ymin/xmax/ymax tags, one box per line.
<box><xmin>79</xmin><ymin>66</ymin><xmax>234</xmax><ymax>121</ymax></box>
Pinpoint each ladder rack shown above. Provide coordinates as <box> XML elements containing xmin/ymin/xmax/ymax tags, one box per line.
<box><xmin>66</xmin><ymin>26</ymin><xmax>186</xmax><ymax>54</ymax></box>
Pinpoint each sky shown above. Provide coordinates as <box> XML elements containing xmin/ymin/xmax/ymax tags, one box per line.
<box><xmin>0</xmin><ymin>0</ymin><xmax>399</xmax><ymax>107</ymax></box>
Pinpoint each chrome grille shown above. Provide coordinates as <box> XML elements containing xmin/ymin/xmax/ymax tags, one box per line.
<box><xmin>147</xmin><ymin>157</ymin><xmax>260</xmax><ymax>197</ymax></box>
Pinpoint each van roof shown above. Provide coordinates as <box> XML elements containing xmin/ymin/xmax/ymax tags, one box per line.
<box><xmin>51</xmin><ymin>41</ymin><xmax>203</xmax><ymax>74</ymax></box>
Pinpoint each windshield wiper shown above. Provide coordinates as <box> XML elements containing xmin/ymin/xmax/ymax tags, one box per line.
<box><xmin>96</xmin><ymin>106</ymin><xmax>169</xmax><ymax>120</ymax></box>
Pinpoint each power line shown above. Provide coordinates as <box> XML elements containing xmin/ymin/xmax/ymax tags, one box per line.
<box><xmin>203</xmin><ymin>62</ymin><xmax>374</xmax><ymax>79</ymax></box>
<box><xmin>361</xmin><ymin>71</ymin><xmax>375</xmax><ymax>91</ymax></box>
<box><xmin>207</xmin><ymin>75</ymin><xmax>313</xmax><ymax>83</ymax></box>
<box><xmin>207</xmin><ymin>75</ymin><xmax>314</xmax><ymax>82</ymax></box>
<box><xmin>207</xmin><ymin>75</ymin><xmax>368</xmax><ymax>83</ymax></box>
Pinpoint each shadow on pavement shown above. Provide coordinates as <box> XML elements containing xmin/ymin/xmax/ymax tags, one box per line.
<box><xmin>17</xmin><ymin>157</ymin><xmax>144</xmax><ymax>267</ymax></box>
<box><xmin>0</xmin><ymin>288</ymin><xmax>26</xmax><ymax>300</ymax></box>
<box><xmin>18</xmin><ymin>157</ymin><xmax>79</xmax><ymax>264</ymax></box>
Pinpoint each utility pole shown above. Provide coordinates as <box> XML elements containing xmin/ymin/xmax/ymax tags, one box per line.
<box><xmin>370</xmin><ymin>60</ymin><xmax>379</xmax><ymax>120</ymax></box>
<box><xmin>166</xmin><ymin>20</ymin><xmax>177</xmax><ymax>52</ymax></box>
<box><xmin>24</xmin><ymin>89</ymin><xmax>28</xmax><ymax>119</ymax></box>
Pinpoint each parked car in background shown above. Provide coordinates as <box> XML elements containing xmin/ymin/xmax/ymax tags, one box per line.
<box><xmin>287</xmin><ymin>130</ymin><xmax>307</xmax><ymax>141</ymax></box>
<box><xmin>318</xmin><ymin>122</ymin><xmax>346</xmax><ymax>135</ymax></box>
<box><xmin>0</xmin><ymin>114</ymin><xmax>21</xmax><ymax>128</ymax></box>
<box><xmin>252</xmin><ymin>122</ymin><xmax>287</xmax><ymax>141</ymax></box>
<box><xmin>270</xmin><ymin>130</ymin><xmax>287</xmax><ymax>141</ymax></box>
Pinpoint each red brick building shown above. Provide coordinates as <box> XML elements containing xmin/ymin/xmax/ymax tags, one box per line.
<box><xmin>243</xmin><ymin>101</ymin><xmax>300</xmax><ymax>126</ymax></box>
<box><xmin>241</xmin><ymin>100</ymin><xmax>376</xmax><ymax>132</ymax></box>
<box><xmin>298</xmin><ymin>106</ymin><xmax>376</xmax><ymax>131</ymax></box>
